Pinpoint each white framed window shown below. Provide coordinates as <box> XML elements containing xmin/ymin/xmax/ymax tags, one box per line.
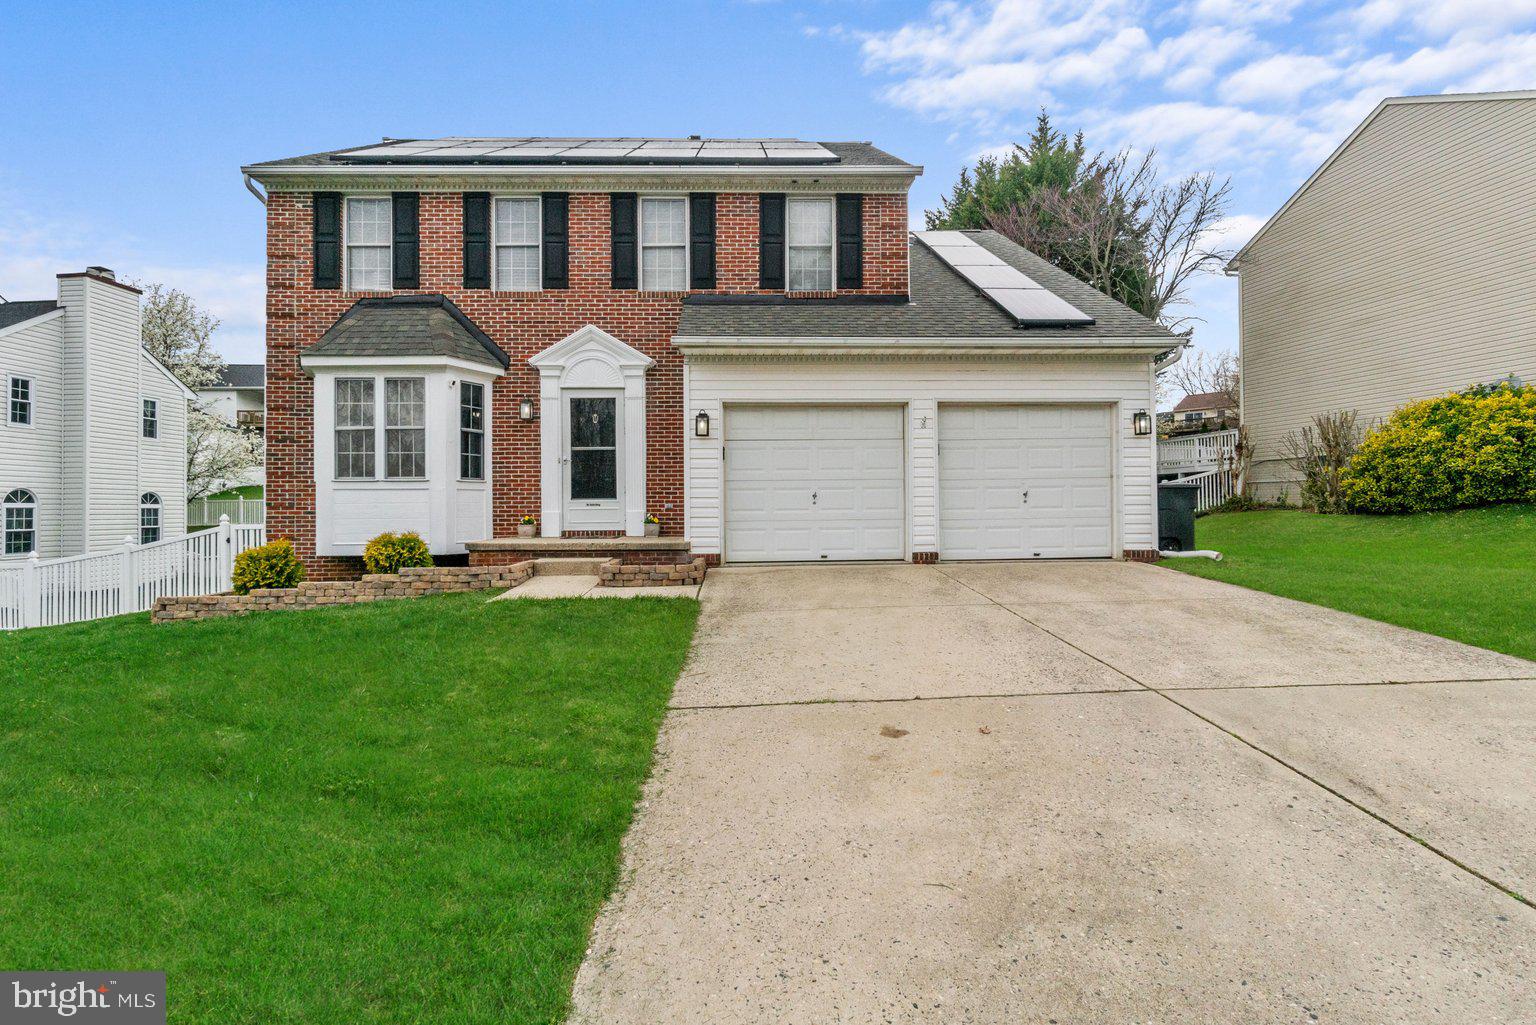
<box><xmin>460</xmin><ymin>382</ymin><xmax>485</xmax><ymax>480</ymax></box>
<box><xmin>139</xmin><ymin>492</ymin><xmax>161</xmax><ymax>545</ymax></box>
<box><xmin>787</xmin><ymin>197</ymin><xmax>835</xmax><ymax>291</ymax></box>
<box><xmin>8</xmin><ymin>376</ymin><xmax>31</xmax><ymax>426</ymax></box>
<box><xmin>345</xmin><ymin>197</ymin><xmax>392</xmax><ymax>291</ymax></box>
<box><xmin>384</xmin><ymin>377</ymin><xmax>426</xmax><ymax>479</ymax></box>
<box><xmin>640</xmin><ymin>196</ymin><xmax>687</xmax><ymax>291</ymax></box>
<box><xmin>334</xmin><ymin>378</ymin><xmax>376</xmax><ymax>479</ymax></box>
<box><xmin>494</xmin><ymin>197</ymin><xmax>541</xmax><ymax>291</ymax></box>
<box><xmin>4</xmin><ymin>488</ymin><xmax>35</xmax><ymax>554</ymax></box>
<box><xmin>142</xmin><ymin>398</ymin><xmax>158</xmax><ymax>438</ymax></box>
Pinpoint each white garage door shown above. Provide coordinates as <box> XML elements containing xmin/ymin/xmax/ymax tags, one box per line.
<box><xmin>725</xmin><ymin>405</ymin><xmax>904</xmax><ymax>562</ymax></box>
<box><xmin>939</xmin><ymin>405</ymin><xmax>1113</xmax><ymax>560</ymax></box>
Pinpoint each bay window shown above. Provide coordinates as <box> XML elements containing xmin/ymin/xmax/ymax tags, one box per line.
<box><xmin>494</xmin><ymin>197</ymin><xmax>541</xmax><ymax>290</ymax></box>
<box><xmin>345</xmin><ymin>197</ymin><xmax>392</xmax><ymax>291</ymax></box>
<box><xmin>640</xmin><ymin>197</ymin><xmax>687</xmax><ymax>291</ymax></box>
<box><xmin>384</xmin><ymin>378</ymin><xmax>426</xmax><ymax>479</ymax></box>
<box><xmin>334</xmin><ymin>378</ymin><xmax>376</xmax><ymax>479</ymax></box>
<box><xmin>787</xmin><ymin>197</ymin><xmax>834</xmax><ymax>291</ymax></box>
<box><xmin>460</xmin><ymin>382</ymin><xmax>485</xmax><ymax>480</ymax></box>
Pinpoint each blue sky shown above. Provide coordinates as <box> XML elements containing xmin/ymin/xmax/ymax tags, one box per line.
<box><xmin>4</xmin><ymin>0</ymin><xmax>1533</xmax><ymax>388</ymax></box>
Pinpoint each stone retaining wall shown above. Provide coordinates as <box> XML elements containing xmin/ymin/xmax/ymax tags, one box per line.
<box><xmin>151</xmin><ymin>563</ymin><xmax>534</xmax><ymax>624</ymax></box>
<box><xmin>597</xmin><ymin>557</ymin><xmax>708</xmax><ymax>588</ymax></box>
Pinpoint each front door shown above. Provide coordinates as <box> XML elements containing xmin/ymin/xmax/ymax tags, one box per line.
<box><xmin>564</xmin><ymin>392</ymin><xmax>624</xmax><ymax>531</ymax></box>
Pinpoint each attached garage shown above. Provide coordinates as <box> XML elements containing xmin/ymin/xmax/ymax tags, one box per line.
<box><xmin>723</xmin><ymin>405</ymin><xmax>904</xmax><ymax>562</ymax></box>
<box><xmin>938</xmin><ymin>405</ymin><xmax>1113</xmax><ymax>560</ymax></box>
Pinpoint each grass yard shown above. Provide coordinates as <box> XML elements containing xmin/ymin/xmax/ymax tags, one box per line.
<box><xmin>203</xmin><ymin>484</ymin><xmax>264</xmax><ymax>501</ymax></box>
<box><xmin>1169</xmin><ymin>504</ymin><xmax>1536</xmax><ymax>662</ymax></box>
<box><xmin>0</xmin><ymin>591</ymin><xmax>699</xmax><ymax>1024</ymax></box>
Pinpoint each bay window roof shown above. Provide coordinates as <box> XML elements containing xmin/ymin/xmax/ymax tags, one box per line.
<box><xmin>305</xmin><ymin>294</ymin><xmax>509</xmax><ymax>369</ymax></box>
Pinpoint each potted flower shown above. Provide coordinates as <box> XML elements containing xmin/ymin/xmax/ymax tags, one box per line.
<box><xmin>643</xmin><ymin>513</ymin><xmax>660</xmax><ymax>537</ymax></box>
<box><xmin>517</xmin><ymin>514</ymin><xmax>537</xmax><ymax>538</ymax></box>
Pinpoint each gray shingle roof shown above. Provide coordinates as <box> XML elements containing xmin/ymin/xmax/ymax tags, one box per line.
<box><xmin>0</xmin><ymin>300</ymin><xmax>59</xmax><ymax>331</ymax></box>
<box><xmin>307</xmin><ymin>295</ymin><xmax>509</xmax><ymax>369</ymax></box>
<box><xmin>246</xmin><ymin>138</ymin><xmax>913</xmax><ymax>170</ymax></box>
<box><xmin>211</xmin><ymin>363</ymin><xmax>265</xmax><ymax>389</ymax></box>
<box><xmin>677</xmin><ymin>231</ymin><xmax>1177</xmax><ymax>341</ymax></box>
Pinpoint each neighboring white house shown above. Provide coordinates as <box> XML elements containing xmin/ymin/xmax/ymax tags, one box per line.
<box><xmin>0</xmin><ymin>267</ymin><xmax>193</xmax><ymax>559</ymax></box>
<box><xmin>1228</xmin><ymin>90</ymin><xmax>1536</xmax><ymax>500</ymax></box>
<box><xmin>196</xmin><ymin>362</ymin><xmax>265</xmax><ymax>487</ymax></box>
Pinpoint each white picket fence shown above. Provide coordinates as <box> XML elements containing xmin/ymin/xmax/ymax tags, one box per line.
<box><xmin>1173</xmin><ymin>467</ymin><xmax>1239</xmax><ymax>513</ymax></box>
<box><xmin>188</xmin><ymin>495</ymin><xmax>265</xmax><ymax>527</ymax></box>
<box><xmin>1157</xmin><ymin>428</ymin><xmax>1240</xmax><ymax>473</ymax></box>
<box><xmin>0</xmin><ymin>517</ymin><xmax>266</xmax><ymax>631</ymax></box>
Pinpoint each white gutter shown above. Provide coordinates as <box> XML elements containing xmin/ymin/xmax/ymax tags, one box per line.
<box><xmin>1154</xmin><ymin>343</ymin><xmax>1186</xmax><ymax>373</ymax></box>
<box><xmin>243</xmin><ymin>173</ymin><xmax>267</xmax><ymax>205</ymax></box>
<box><xmin>673</xmin><ymin>334</ymin><xmax>1177</xmax><ymax>353</ymax></box>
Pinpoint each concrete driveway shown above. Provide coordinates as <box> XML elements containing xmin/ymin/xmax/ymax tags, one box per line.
<box><xmin>571</xmin><ymin>562</ymin><xmax>1536</xmax><ymax>1025</ymax></box>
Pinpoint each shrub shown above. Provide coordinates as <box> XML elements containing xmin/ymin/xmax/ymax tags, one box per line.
<box><xmin>231</xmin><ymin>538</ymin><xmax>306</xmax><ymax>594</ymax></box>
<box><xmin>1280</xmin><ymin>410</ymin><xmax>1363</xmax><ymax>513</ymax></box>
<box><xmin>1341</xmin><ymin>381</ymin><xmax>1536</xmax><ymax>513</ymax></box>
<box><xmin>363</xmin><ymin>531</ymin><xmax>433</xmax><ymax>574</ymax></box>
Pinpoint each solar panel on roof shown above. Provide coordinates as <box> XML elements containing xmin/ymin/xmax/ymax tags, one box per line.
<box><xmin>332</xmin><ymin>137</ymin><xmax>840</xmax><ymax>165</ymax></box>
<box><xmin>915</xmin><ymin>231</ymin><xmax>1093</xmax><ymax>327</ymax></box>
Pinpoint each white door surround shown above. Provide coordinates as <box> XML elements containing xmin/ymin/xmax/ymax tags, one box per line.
<box><xmin>529</xmin><ymin>326</ymin><xmax>654</xmax><ymax>537</ymax></box>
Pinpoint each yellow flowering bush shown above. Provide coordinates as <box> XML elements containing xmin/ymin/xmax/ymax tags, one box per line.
<box><xmin>1340</xmin><ymin>381</ymin><xmax>1536</xmax><ymax>513</ymax></box>
<box><xmin>362</xmin><ymin>531</ymin><xmax>434</xmax><ymax>574</ymax></box>
<box><xmin>231</xmin><ymin>538</ymin><xmax>306</xmax><ymax>594</ymax></box>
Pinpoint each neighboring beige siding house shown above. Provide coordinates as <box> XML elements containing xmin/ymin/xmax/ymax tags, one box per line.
<box><xmin>1228</xmin><ymin>90</ymin><xmax>1536</xmax><ymax>500</ymax></box>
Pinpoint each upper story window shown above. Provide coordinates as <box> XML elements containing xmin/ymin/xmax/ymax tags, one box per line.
<box><xmin>494</xmin><ymin>197</ymin><xmax>541</xmax><ymax>291</ymax></box>
<box><xmin>459</xmin><ymin>382</ymin><xmax>485</xmax><ymax>480</ymax></box>
<box><xmin>335</xmin><ymin>378</ymin><xmax>376</xmax><ymax>479</ymax></box>
<box><xmin>640</xmin><ymin>197</ymin><xmax>687</xmax><ymax>291</ymax></box>
<box><xmin>4</xmin><ymin>488</ymin><xmax>35</xmax><ymax>554</ymax></box>
<box><xmin>142</xmin><ymin>399</ymin><xmax>158</xmax><ymax>438</ymax></box>
<box><xmin>8</xmin><ymin>376</ymin><xmax>31</xmax><ymax>426</ymax></box>
<box><xmin>787</xmin><ymin>197</ymin><xmax>834</xmax><ymax>291</ymax></box>
<box><xmin>346</xmin><ymin>197</ymin><xmax>392</xmax><ymax>291</ymax></box>
<box><xmin>384</xmin><ymin>378</ymin><xmax>426</xmax><ymax>479</ymax></box>
<box><xmin>139</xmin><ymin>492</ymin><xmax>161</xmax><ymax>544</ymax></box>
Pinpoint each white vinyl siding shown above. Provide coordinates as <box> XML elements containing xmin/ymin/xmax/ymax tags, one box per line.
<box><xmin>640</xmin><ymin>197</ymin><xmax>687</xmax><ymax>291</ymax></box>
<box><xmin>2</xmin><ymin>317</ymin><xmax>64</xmax><ymax>557</ymax></box>
<box><xmin>1238</xmin><ymin>96</ymin><xmax>1536</xmax><ymax>499</ymax></box>
<box><xmin>494</xmin><ymin>197</ymin><xmax>541</xmax><ymax>291</ymax></box>
<box><xmin>685</xmin><ymin>355</ymin><xmax>1156</xmax><ymax>560</ymax></box>
<box><xmin>787</xmin><ymin>197</ymin><xmax>834</xmax><ymax>292</ymax></box>
<box><xmin>345</xmin><ymin>197</ymin><xmax>392</xmax><ymax>291</ymax></box>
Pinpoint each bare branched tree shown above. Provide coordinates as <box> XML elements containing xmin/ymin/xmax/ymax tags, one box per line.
<box><xmin>1170</xmin><ymin>349</ymin><xmax>1240</xmax><ymax>410</ymax></box>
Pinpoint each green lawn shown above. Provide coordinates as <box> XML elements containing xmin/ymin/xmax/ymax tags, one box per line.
<box><xmin>1168</xmin><ymin>504</ymin><xmax>1536</xmax><ymax>661</ymax></box>
<box><xmin>202</xmin><ymin>484</ymin><xmax>264</xmax><ymax>501</ymax></box>
<box><xmin>0</xmin><ymin>592</ymin><xmax>699</xmax><ymax>1024</ymax></box>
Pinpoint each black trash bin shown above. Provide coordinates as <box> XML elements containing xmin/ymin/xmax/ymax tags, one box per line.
<box><xmin>1157</xmin><ymin>480</ymin><xmax>1200</xmax><ymax>552</ymax></box>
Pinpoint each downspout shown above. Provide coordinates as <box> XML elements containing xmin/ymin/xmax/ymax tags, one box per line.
<box><xmin>243</xmin><ymin>174</ymin><xmax>267</xmax><ymax>205</ymax></box>
<box><xmin>1153</xmin><ymin>343</ymin><xmax>1184</xmax><ymax>374</ymax></box>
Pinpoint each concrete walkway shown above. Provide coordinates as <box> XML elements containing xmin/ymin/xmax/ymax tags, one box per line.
<box><xmin>570</xmin><ymin>562</ymin><xmax>1536</xmax><ymax>1025</ymax></box>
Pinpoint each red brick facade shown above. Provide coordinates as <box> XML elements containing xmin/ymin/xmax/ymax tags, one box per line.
<box><xmin>265</xmin><ymin>189</ymin><xmax>909</xmax><ymax>578</ymax></box>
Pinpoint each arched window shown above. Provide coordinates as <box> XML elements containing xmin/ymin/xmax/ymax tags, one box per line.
<box><xmin>139</xmin><ymin>492</ymin><xmax>162</xmax><ymax>545</ymax></box>
<box><xmin>4</xmin><ymin>489</ymin><xmax>36</xmax><ymax>555</ymax></box>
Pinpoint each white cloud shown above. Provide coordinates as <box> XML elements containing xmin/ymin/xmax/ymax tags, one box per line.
<box><xmin>1223</xmin><ymin>53</ymin><xmax>1340</xmax><ymax>103</ymax></box>
<box><xmin>1355</xmin><ymin>0</ymin><xmax>1536</xmax><ymax>35</ymax></box>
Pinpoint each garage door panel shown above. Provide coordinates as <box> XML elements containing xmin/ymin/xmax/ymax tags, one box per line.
<box><xmin>726</xmin><ymin>406</ymin><xmax>905</xmax><ymax>562</ymax></box>
<box><xmin>939</xmin><ymin>404</ymin><xmax>1112</xmax><ymax>561</ymax></box>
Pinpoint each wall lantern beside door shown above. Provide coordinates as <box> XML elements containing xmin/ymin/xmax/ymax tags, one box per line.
<box><xmin>1132</xmin><ymin>409</ymin><xmax>1153</xmax><ymax>436</ymax></box>
<box><xmin>695</xmin><ymin>410</ymin><xmax>711</xmax><ymax>438</ymax></box>
<box><xmin>519</xmin><ymin>398</ymin><xmax>536</xmax><ymax>421</ymax></box>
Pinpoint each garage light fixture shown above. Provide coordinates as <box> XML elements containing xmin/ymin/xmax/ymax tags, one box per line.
<box><xmin>695</xmin><ymin>410</ymin><xmax>711</xmax><ymax>438</ymax></box>
<box><xmin>1133</xmin><ymin>409</ymin><xmax>1152</xmax><ymax>436</ymax></box>
<box><xmin>519</xmin><ymin>398</ymin><xmax>536</xmax><ymax>421</ymax></box>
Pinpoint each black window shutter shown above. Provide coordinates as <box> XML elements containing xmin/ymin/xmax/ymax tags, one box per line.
<box><xmin>689</xmin><ymin>193</ymin><xmax>716</xmax><ymax>290</ymax></box>
<box><xmin>542</xmin><ymin>193</ymin><xmax>569</xmax><ymax>289</ymax></box>
<box><xmin>759</xmin><ymin>193</ymin><xmax>786</xmax><ymax>290</ymax></box>
<box><xmin>610</xmin><ymin>193</ymin><xmax>638</xmax><ymax>290</ymax></box>
<box><xmin>392</xmin><ymin>192</ymin><xmax>419</xmax><ymax>289</ymax></box>
<box><xmin>462</xmin><ymin>193</ymin><xmax>490</xmax><ymax>289</ymax></box>
<box><xmin>836</xmin><ymin>194</ymin><xmax>864</xmax><ymax>290</ymax></box>
<box><xmin>312</xmin><ymin>192</ymin><xmax>341</xmax><ymax>290</ymax></box>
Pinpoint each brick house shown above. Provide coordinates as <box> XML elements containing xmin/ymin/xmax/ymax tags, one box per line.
<box><xmin>242</xmin><ymin>138</ymin><xmax>1178</xmax><ymax>577</ymax></box>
